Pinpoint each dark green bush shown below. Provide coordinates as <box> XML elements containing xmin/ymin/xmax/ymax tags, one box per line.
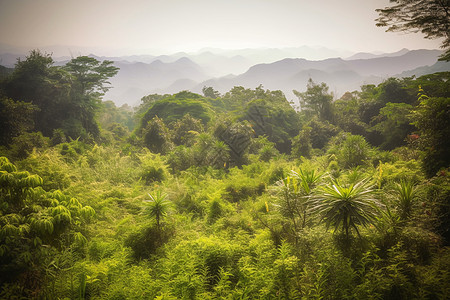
<box><xmin>140</xmin><ymin>166</ymin><xmax>166</xmax><ymax>184</ymax></box>
<box><xmin>224</xmin><ymin>182</ymin><xmax>265</xmax><ymax>202</ymax></box>
<box><xmin>125</xmin><ymin>224</ymin><xmax>174</xmax><ymax>261</ymax></box>
<box><xmin>207</xmin><ymin>199</ymin><xmax>223</xmax><ymax>224</ymax></box>
<box><xmin>6</xmin><ymin>132</ymin><xmax>49</xmax><ymax>159</ymax></box>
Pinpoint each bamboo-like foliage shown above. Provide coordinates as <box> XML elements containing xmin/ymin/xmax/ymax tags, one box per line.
<box><xmin>309</xmin><ymin>179</ymin><xmax>382</xmax><ymax>239</ymax></box>
<box><xmin>274</xmin><ymin>169</ymin><xmax>322</xmax><ymax>231</ymax></box>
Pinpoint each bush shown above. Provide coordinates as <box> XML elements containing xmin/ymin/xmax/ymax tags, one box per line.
<box><xmin>5</xmin><ymin>132</ymin><xmax>49</xmax><ymax>159</ymax></box>
<box><xmin>142</xmin><ymin>116</ymin><xmax>173</xmax><ymax>154</ymax></box>
<box><xmin>207</xmin><ymin>199</ymin><xmax>223</xmax><ymax>224</ymax></box>
<box><xmin>51</xmin><ymin>128</ymin><xmax>67</xmax><ymax>145</ymax></box>
<box><xmin>328</xmin><ymin>133</ymin><xmax>372</xmax><ymax>169</ymax></box>
<box><xmin>59</xmin><ymin>139</ymin><xmax>87</xmax><ymax>162</ymax></box>
<box><xmin>224</xmin><ymin>182</ymin><xmax>265</xmax><ymax>203</ymax></box>
<box><xmin>141</xmin><ymin>166</ymin><xmax>166</xmax><ymax>184</ymax></box>
<box><xmin>167</xmin><ymin>146</ymin><xmax>194</xmax><ymax>173</ymax></box>
<box><xmin>125</xmin><ymin>223</ymin><xmax>174</xmax><ymax>261</ymax></box>
<box><xmin>379</xmin><ymin>160</ymin><xmax>424</xmax><ymax>185</ymax></box>
<box><xmin>138</xmin><ymin>152</ymin><xmax>169</xmax><ymax>185</ymax></box>
<box><xmin>17</xmin><ymin>149</ymin><xmax>71</xmax><ymax>190</ymax></box>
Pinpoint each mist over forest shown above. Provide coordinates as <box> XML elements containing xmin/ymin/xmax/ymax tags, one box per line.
<box><xmin>1</xmin><ymin>46</ymin><xmax>448</xmax><ymax>106</ymax></box>
<box><xmin>0</xmin><ymin>0</ymin><xmax>449</xmax><ymax>299</ymax></box>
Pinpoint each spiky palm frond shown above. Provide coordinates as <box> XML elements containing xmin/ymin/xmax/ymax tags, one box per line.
<box><xmin>309</xmin><ymin>179</ymin><xmax>382</xmax><ymax>238</ymax></box>
<box><xmin>145</xmin><ymin>191</ymin><xmax>170</xmax><ymax>227</ymax></box>
<box><xmin>394</xmin><ymin>180</ymin><xmax>417</xmax><ymax>220</ymax></box>
<box><xmin>294</xmin><ymin>169</ymin><xmax>322</xmax><ymax>195</ymax></box>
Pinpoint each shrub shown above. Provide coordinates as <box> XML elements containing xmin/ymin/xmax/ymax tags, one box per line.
<box><xmin>6</xmin><ymin>132</ymin><xmax>49</xmax><ymax>160</ymax></box>
<box><xmin>224</xmin><ymin>183</ymin><xmax>265</xmax><ymax>203</ymax></box>
<box><xmin>207</xmin><ymin>199</ymin><xmax>223</xmax><ymax>224</ymax></box>
<box><xmin>309</xmin><ymin>178</ymin><xmax>381</xmax><ymax>240</ymax></box>
<box><xmin>141</xmin><ymin>166</ymin><xmax>166</xmax><ymax>184</ymax></box>
<box><xmin>328</xmin><ymin>133</ymin><xmax>372</xmax><ymax>169</ymax></box>
<box><xmin>138</xmin><ymin>152</ymin><xmax>169</xmax><ymax>185</ymax></box>
<box><xmin>125</xmin><ymin>223</ymin><xmax>174</xmax><ymax>261</ymax></box>
<box><xmin>166</xmin><ymin>146</ymin><xmax>194</xmax><ymax>173</ymax></box>
<box><xmin>142</xmin><ymin>116</ymin><xmax>173</xmax><ymax>154</ymax></box>
<box><xmin>17</xmin><ymin>149</ymin><xmax>72</xmax><ymax>190</ymax></box>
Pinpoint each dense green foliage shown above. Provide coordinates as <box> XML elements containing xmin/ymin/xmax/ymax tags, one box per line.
<box><xmin>412</xmin><ymin>93</ymin><xmax>450</xmax><ymax>178</ymax></box>
<box><xmin>0</xmin><ymin>50</ymin><xmax>118</xmax><ymax>142</ymax></box>
<box><xmin>139</xmin><ymin>92</ymin><xmax>213</xmax><ymax>130</ymax></box>
<box><xmin>0</xmin><ymin>51</ymin><xmax>449</xmax><ymax>299</ymax></box>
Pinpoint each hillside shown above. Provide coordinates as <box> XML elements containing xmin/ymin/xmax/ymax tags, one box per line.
<box><xmin>0</xmin><ymin>54</ymin><xmax>449</xmax><ymax>298</ymax></box>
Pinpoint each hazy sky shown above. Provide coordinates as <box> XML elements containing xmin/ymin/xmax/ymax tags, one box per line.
<box><xmin>0</xmin><ymin>0</ymin><xmax>443</xmax><ymax>55</ymax></box>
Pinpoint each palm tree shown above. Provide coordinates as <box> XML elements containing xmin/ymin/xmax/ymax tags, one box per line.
<box><xmin>394</xmin><ymin>180</ymin><xmax>417</xmax><ymax>220</ymax></box>
<box><xmin>309</xmin><ymin>179</ymin><xmax>381</xmax><ymax>239</ymax></box>
<box><xmin>145</xmin><ymin>191</ymin><xmax>170</xmax><ymax>228</ymax></box>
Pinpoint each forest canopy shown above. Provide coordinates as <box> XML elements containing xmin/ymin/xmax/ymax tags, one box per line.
<box><xmin>0</xmin><ymin>50</ymin><xmax>449</xmax><ymax>299</ymax></box>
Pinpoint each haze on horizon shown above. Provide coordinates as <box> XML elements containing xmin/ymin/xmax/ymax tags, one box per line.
<box><xmin>0</xmin><ymin>0</ymin><xmax>443</xmax><ymax>57</ymax></box>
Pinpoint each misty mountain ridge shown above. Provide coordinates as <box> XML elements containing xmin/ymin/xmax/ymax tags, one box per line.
<box><xmin>0</xmin><ymin>44</ymin><xmax>407</xmax><ymax>67</ymax></box>
<box><xmin>345</xmin><ymin>48</ymin><xmax>411</xmax><ymax>60</ymax></box>
<box><xmin>0</xmin><ymin>46</ymin><xmax>447</xmax><ymax>106</ymax></box>
<box><xmin>111</xmin><ymin>48</ymin><xmax>444</xmax><ymax>107</ymax></box>
<box><xmin>189</xmin><ymin>49</ymin><xmax>446</xmax><ymax>106</ymax></box>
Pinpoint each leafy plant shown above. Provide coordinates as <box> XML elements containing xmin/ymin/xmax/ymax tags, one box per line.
<box><xmin>338</xmin><ymin>134</ymin><xmax>372</xmax><ymax>169</ymax></box>
<box><xmin>142</xmin><ymin>116</ymin><xmax>173</xmax><ymax>154</ymax></box>
<box><xmin>0</xmin><ymin>156</ymin><xmax>94</xmax><ymax>298</ymax></box>
<box><xmin>274</xmin><ymin>169</ymin><xmax>322</xmax><ymax>233</ymax></box>
<box><xmin>394</xmin><ymin>180</ymin><xmax>417</xmax><ymax>221</ymax></box>
<box><xmin>145</xmin><ymin>191</ymin><xmax>171</xmax><ymax>228</ymax></box>
<box><xmin>310</xmin><ymin>178</ymin><xmax>381</xmax><ymax>239</ymax></box>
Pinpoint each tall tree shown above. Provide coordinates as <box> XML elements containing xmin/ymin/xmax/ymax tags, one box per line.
<box><xmin>294</xmin><ymin>78</ymin><xmax>334</xmax><ymax>121</ymax></box>
<box><xmin>2</xmin><ymin>50</ymin><xmax>71</xmax><ymax>136</ymax></box>
<box><xmin>202</xmin><ymin>86</ymin><xmax>220</xmax><ymax>99</ymax></box>
<box><xmin>2</xmin><ymin>52</ymin><xmax>119</xmax><ymax>141</ymax></box>
<box><xmin>412</xmin><ymin>94</ymin><xmax>450</xmax><ymax>177</ymax></box>
<box><xmin>370</xmin><ymin>102</ymin><xmax>416</xmax><ymax>150</ymax></box>
<box><xmin>65</xmin><ymin>56</ymin><xmax>119</xmax><ymax>98</ymax></box>
<box><xmin>64</xmin><ymin>56</ymin><xmax>119</xmax><ymax>138</ymax></box>
<box><xmin>376</xmin><ymin>0</ymin><xmax>450</xmax><ymax>60</ymax></box>
<box><xmin>241</xmin><ymin>95</ymin><xmax>300</xmax><ymax>153</ymax></box>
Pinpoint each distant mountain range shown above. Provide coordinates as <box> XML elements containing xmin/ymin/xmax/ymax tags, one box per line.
<box><xmin>1</xmin><ymin>46</ymin><xmax>448</xmax><ymax>106</ymax></box>
<box><xmin>113</xmin><ymin>49</ymin><xmax>447</xmax><ymax>106</ymax></box>
<box><xmin>344</xmin><ymin>48</ymin><xmax>411</xmax><ymax>60</ymax></box>
<box><xmin>197</xmin><ymin>49</ymin><xmax>445</xmax><ymax>101</ymax></box>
